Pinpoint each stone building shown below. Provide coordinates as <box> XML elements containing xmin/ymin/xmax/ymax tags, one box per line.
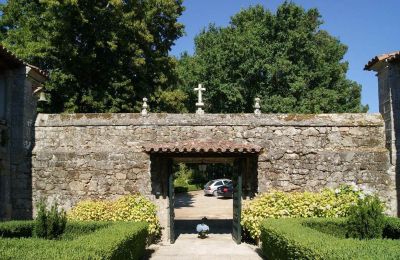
<box><xmin>365</xmin><ymin>51</ymin><xmax>400</xmax><ymax>215</ymax></box>
<box><xmin>0</xmin><ymin>45</ymin><xmax>47</xmax><ymax>220</ymax></box>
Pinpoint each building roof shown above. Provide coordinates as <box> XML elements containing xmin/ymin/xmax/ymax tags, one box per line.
<box><xmin>365</xmin><ymin>51</ymin><xmax>400</xmax><ymax>71</ymax></box>
<box><xmin>0</xmin><ymin>45</ymin><xmax>48</xmax><ymax>78</ymax></box>
<box><xmin>143</xmin><ymin>140</ymin><xmax>263</xmax><ymax>154</ymax></box>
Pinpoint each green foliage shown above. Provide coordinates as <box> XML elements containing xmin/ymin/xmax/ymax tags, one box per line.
<box><xmin>173</xmin><ymin>163</ymin><xmax>206</xmax><ymax>193</ymax></box>
<box><xmin>60</xmin><ymin>221</ymin><xmax>110</xmax><ymax>240</ymax></box>
<box><xmin>346</xmin><ymin>195</ymin><xmax>385</xmax><ymax>239</ymax></box>
<box><xmin>302</xmin><ymin>218</ymin><xmax>347</xmax><ymax>238</ymax></box>
<box><xmin>174</xmin><ymin>163</ymin><xmax>194</xmax><ymax>187</ymax></box>
<box><xmin>68</xmin><ymin>194</ymin><xmax>161</xmax><ymax>241</ymax></box>
<box><xmin>260</xmin><ymin>218</ymin><xmax>400</xmax><ymax>260</ymax></box>
<box><xmin>0</xmin><ymin>221</ymin><xmax>34</xmax><ymax>238</ymax></box>
<box><xmin>0</xmin><ymin>0</ymin><xmax>185</xmax><ymax>113</ymax></box>
<box><xmin>34</xmin><ymin>199</ymin><xmax>67</xmax><ymax>239</ymax></box>
<box><xmin>177</xmin><ymin>2</ymin><xmax>367</xmax><ymax>113</ymax></box>
<box><xmin>383</xmin><ymin>217</ymin><xmax>400</xmax><ymax>239</ymax></box>
<box><xmin>241</xmin><ymin>185</ymin><xmax>361</xmax><ymax>240</ymax></box>
<box><xmin>0</xmin><ymin>222</ymin><xmax>148</xmax><ymax>260</ymax></box>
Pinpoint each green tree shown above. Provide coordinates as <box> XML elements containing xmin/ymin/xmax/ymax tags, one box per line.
<box><xmin>177</xmin><ymin>2</ymin><xmax>368</xmax><ymax>113</ymax></box>
<box><xmin>0</xmin><ymin>0</ymin><xmax>184</xmax><ymax>113</ymax></box>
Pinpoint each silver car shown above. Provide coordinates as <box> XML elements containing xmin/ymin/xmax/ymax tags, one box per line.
<box><xmin>204</xmin><ymin>179</ymin><xmax>232</xmax><ymax>196</ymax></box>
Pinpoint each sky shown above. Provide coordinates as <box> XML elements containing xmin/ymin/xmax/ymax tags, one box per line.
<box><xmin>170</xmin><ymin>0</ymin><xmax>400</xmax><ymax>113</ymax></box>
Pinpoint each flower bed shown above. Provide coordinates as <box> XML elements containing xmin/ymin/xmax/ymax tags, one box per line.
<box><xmin>0</xmin><ymin>221</ymin><xmax>148</xmax><ymax>260</ymax></box>
<box><xmin>260</xmin><ymin>218</ymin><xmax>400</xmax><ymax>259</ymax></box>
<box><xmin>242</xmin><ymin>186</ymin><xmax>362</xmax><ymax>240</ymax></box>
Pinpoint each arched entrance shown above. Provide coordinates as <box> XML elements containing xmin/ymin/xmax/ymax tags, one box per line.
<box><xmin>145</xmin><ymin>141</ymin><xmax>261</xmax><ymax>244</ymax></box>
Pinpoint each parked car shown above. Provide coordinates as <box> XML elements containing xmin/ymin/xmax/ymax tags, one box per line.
<box><xmin>216</xmin><ymin>182</ymin><xmax>233</xmax><ymax>198</ymax></box>
<box><xmin>204</xmin><ymin>179</ymin><xmax>231</xmax><ymax>196</ymax></box>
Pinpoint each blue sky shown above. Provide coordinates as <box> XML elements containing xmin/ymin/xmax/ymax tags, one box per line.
<box><xmin>170</xmin><ymin>0</ymin><xmax>400</xmax><ymax>113</ymax></box>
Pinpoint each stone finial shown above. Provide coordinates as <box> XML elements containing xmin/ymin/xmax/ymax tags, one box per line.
<box><xmin>194</xmin><ymin>84</ymin><xmax>206</xmax><ymax>115</ymax></box>
<box><xmin>141</xmin><ymin>97</ymin><xmax>148</xmax><ymax>116</ymax></box>
<box><xmin>254</xmin><ymin>97</ymin><xmax>261</xmax><ymax>115</ymax></box>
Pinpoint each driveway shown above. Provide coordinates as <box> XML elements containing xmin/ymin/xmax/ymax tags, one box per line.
<box><xmin>174</xmin><ymin>190</ymin><xmax>233</xmax><ymax>220</ymax></box>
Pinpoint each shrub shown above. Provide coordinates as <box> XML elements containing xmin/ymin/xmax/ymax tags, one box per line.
<box><xmin>34</xmin><ymin>199</ymin><xmax>67</xmax><ymax>239</ymax></box>
<box><xmin>346</xmin><ymin>195</ymin><xmax>385</xmax><ymax>239</ymax></box>
<box><xmin>260</xmin><ymin>218</ymin><xmax>400</xmax><ymax>260</ymax></box>
<box><xmin>0</xmin><ymin>221</ymin><xmax>34</xmax><ymax>238</ymax></box>
<box><xmin>68</xmin><ymin>194</ymin><xmax>161</xmax><ymax>241</ymax></box>
<box><xmin>302</xmin><ymin>218</ymin><xmax>347</xmax><ymax>238</ymax></box>
<box><xmin>383</xmin><ymin>217</ymin><xmax>400</xmax><ymax>239</ymax></box>
<box><xmin>0</xmin><ymin>222</ymin><xmax>148</xmax><ymax>260</ymax></box>
<box><xmin>241</xmin><ymin>185</ymin><xmax>361</xmax><ymax>240</ymax></box>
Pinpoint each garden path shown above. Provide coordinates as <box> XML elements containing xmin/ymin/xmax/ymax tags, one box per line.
<box><xmin>147</xmin><ymin>234</ymin><xmax>263</xmax><ymax>260</ymax></box>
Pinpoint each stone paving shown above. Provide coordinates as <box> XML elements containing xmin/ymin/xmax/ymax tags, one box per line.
<box><xmin>147</xmin><ymin>234</ymin><xmax>264</xmax><ymax>260</ymax></box>
<box><xmin>147</xmin><ymin>191</ymin><xmax>263</xmax><ymax>259</ymax></box>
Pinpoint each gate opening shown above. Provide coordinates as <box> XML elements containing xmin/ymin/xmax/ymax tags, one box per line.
<box><xmin>146</xmin><ymin>141</ymin><xmax>261</xmax><ymax>244</ymax></box>
<box><xmin>173</xmin><ymin>161</ymin><xmax>234</xmax><ymax>241</ymax></box>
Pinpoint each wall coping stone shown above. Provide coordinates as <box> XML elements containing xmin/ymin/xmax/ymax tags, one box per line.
<box><xmin>35</xmin><ymin>113</ymin><xmax>383</xmax><ymax>127</ymax></box>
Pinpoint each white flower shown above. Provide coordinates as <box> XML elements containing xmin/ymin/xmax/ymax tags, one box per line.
<box><xmin>335</xmin><ymin>188</ymin><xmax>340</xmax><ymax>194</ymax></box>
<box><xmin>196</xmin><ymin>224</ymin><xmax>209</xmax><ymax>232</ymax></box>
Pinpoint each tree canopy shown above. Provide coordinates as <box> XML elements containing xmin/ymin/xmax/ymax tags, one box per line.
<box><xmin>177</xmin><ymin>2</ymin><xmax>368</xmax><ymax>113</ymax></box>
<box><xmin>0</xmin><ymin>0</ymin><xmax>185</xmax><ymax>113</ymax></box>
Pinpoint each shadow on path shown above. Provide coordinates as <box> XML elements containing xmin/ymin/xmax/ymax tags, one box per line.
<box><xmin>174</xmin><ymin>192</ymin><xmax>195</xmax><ymax>208</ymax></box>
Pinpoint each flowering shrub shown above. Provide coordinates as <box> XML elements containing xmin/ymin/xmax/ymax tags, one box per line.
<box><xmin>241</xmin><ymin>185</ymin><xmax>364</xmax><ymax>240</ymax></box>
<box><xmin>68</xmin><ymin>194</ymin><xmax>161</xmax><ymax>241</ymax></box>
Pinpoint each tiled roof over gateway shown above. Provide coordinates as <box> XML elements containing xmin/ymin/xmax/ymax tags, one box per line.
<box><xmin>365</xmin><ymin>51</ymin><xmax>400</xmax><ymax>70</ymax></box>
<box><xmin>143</xmin><ymin>140</ymin><xmax>263</xmax><ymax>154</ymax></box>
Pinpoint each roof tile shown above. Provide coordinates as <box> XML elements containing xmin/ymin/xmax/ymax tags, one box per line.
<box><xmin>143</xmin><ymin>140</ymin><xmax>263</xmax><ymax>154</ymax></box>
<box><xmin>365</xmin><ymin>51</ymin><xmax>400</xmax><ymax>70</ymax></box>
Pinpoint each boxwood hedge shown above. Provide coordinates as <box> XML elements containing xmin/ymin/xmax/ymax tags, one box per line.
<box><xmin>0</xmin><ymin>220</ymin><xmax>34</xmax><ymax>238</ymax></box>
<box><xmin>261</xmin><ymin>218</ymin><xmax>400</xmax><ymax>260</ymax></box>
<box><xmin>0</xmin><ymin>221</ymin><xmax>148</xmax><ymax>260</ymax></box>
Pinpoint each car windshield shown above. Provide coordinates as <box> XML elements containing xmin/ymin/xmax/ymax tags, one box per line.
<box><xmin>205</xmin><ymin>181</ymin><xmax>213</xmax><ymax>187</ymax></box>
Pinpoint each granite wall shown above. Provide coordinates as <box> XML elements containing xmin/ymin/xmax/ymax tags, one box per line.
<box><xmin>32</xmin><ymin>113</ymin><xmax>396</xmax><ymax>233</ymax></box>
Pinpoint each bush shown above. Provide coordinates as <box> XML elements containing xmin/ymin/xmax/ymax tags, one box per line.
<box><xmin>0</xmin><ymin>222</ymin><xmax>148</xmax><ymax>260</ymax></box>
<box><xmin>383</xmin><ymin>217</ymin><xmax>400</xmax><ymax>239</ymax></box>
<box><xmin>241</xmin><ymin>185</ymin><xmax>361</xmax><ymax>240</ymax></box>
<box><xmin>260</xmin><ymin>218</ymin><xmax>400</xmax><ymax>260</ymax></box>
<box><xmin>346</xmin><ymin>195</ymin><xmax>385</xmax><ymax>239</ymax></box>
<box><xmin>68</xmin><ymin>194</ymin><xmax>161</xmax><ymax>241</ymax></box>
<box><xmin>34</xmin><ymin>199</ymin><xmax>67</xmax><ymax>239</ymax></box>
<box><xmin>0</xmin><ymin>221</ymin><xmax>34</xmax><ymax>238</ymax></box>
<box><xmin>302</xmin><ymin>218</ymin><xmax>347</xmax><ymax>238</ymax></box>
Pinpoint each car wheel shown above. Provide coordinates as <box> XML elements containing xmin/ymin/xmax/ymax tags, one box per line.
<box><xmin>213</xmin><ymin>190</ymin><xmax>218</xmax><ymax>197</ymax></box>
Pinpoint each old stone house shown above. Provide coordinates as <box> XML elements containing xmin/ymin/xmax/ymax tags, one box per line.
<box><xmin>0</xmin><ymin>46</ymin><xmax>47</xmax><ymax>220</ymax></box>
<box><xmin>0</xmin><ymin>47</ymin><xmax>399</xmax><ymax>243</ymax></box>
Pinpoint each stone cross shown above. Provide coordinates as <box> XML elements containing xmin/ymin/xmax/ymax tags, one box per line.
<box><xmin>141</xmin><ymin>97</ymin><xmax>148</xmax><ymax>116</ymax></box>
<box><xmin>194</xmin><ymin>84</ymin><xmax>206</xmax><ymax>115</ymax></box>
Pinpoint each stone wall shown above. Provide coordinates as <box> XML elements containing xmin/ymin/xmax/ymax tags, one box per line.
<box><xmin>32</xmin><ymin>113</ymin><xmax>396</xmax><ymax>228</ymax></box>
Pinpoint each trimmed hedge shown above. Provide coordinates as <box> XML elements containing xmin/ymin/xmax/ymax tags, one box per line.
<box><xmin>383</xmin><ymin>217</ymin><xmax>400</xmax><ymax>239</ymax></box>
<box><xmin>0</xmin><ymin>220</ymin><xmax>34</xmax><ymax>238</ymax></box>
<box><xmin>261</xmin><ymin>218</ymin><xmax>400</xmax><ymax>260</ymax></box>
<box><xmin>0</xmin><ymin>221</ymin><xmax>148</xmax><ymax>260</ymax></box>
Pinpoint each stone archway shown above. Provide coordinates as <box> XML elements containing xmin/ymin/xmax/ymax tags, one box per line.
<box><xmin>144</xmin><ymin>140</ymin><xmax>261</xmax><ymax>244</ymax></box>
